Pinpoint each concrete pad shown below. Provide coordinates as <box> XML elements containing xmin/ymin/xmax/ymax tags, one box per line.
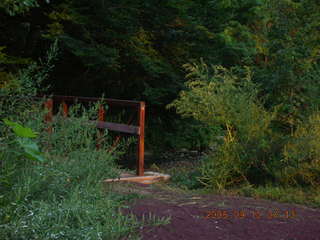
<box><xmin>104</xmin><ymin>171</ymin><xmax>170</xmax><ymax>184</ymax></box>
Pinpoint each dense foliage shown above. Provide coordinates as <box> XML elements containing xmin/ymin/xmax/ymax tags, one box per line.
<box><xmin>170</xmin><ymin>61</ymin><xmax>320</xmax><ymax>189</ymax></box>
<box><xmin>0</xmin><ymin>43</ymin><xmax>146</xmax><ymax>240</ymax></box>
<box><xmin>1</xmin><ymin>0</ymin><xmax>320</xmax><ymax>190</ymax></box>
<box><xmin>1</xmin><ymin>0</ymin><xmax>319</xmax><ymax>151</ymax></box>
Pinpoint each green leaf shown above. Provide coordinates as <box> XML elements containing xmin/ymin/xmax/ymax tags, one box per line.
<box><xmin>3</xmin><ymin>119</ymin><xmax>38</xmax><ymax>138</ymax></box>
<box><xmin>17</xmin><ymin>138</ymin><xmax>45</xmax><ymax>162</ymax></box>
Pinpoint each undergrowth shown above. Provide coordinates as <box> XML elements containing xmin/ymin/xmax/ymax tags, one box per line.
<box><xmin>0</xmin><ymin>42</ymin><xmax>169</xmax><ymax>240</ymax></box>
<box><xmin>167</xmin><ymin>60</ymin><xmax>320</xmax><ymax>208</ymax></box>
<box><xmin>0</xmin><ymin>98</ymin><xmax>144</xmax><ymax>239</ymax></box>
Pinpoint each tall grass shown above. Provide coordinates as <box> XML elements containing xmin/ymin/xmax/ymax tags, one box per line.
<box><xmin>0</xmin><ymin>42</ymin><xmax>144</xmax><ymax>239</ymax></box>
<box><xmin>0</xmin><ymin>97</ymin><xmax>148</xmax><ymax>239</ymax></box>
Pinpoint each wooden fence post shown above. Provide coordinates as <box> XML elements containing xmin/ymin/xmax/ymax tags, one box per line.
<box><xmin>137</xmin><ymin>102</ymin><xmax>145</xmax><ymax>176</ymax></box>
<box><xmin>61</xmin><ymin>101</ymin><xmax>68</xmax><ymax>117</ymax></box>
<box><xmin>97</xmin><ymin>104</ymin><xmax>105</xmax><ymax>149</ymax></box>
<box><xmin>44</xmin><ymin>99</ymin><xmax>53</xmax><ymax>133</ymax></box>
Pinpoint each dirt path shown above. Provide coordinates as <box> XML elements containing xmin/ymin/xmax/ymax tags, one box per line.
<box><xmin>119</xmin><ymin>183</ymin><xmax>320</xmax><ymax>240</ymax></box>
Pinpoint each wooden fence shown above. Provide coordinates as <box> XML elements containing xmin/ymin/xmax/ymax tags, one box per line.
<box><xmin>42</xmin><ymin>95</ymin><xmax>145</xmax><ymax>176</ymax></box>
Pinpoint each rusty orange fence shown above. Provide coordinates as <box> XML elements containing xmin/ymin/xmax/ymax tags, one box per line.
<box><xmin>42</xmin><ymin>95</ymin><xmax>145</xmax><ymax>176</ymax></box>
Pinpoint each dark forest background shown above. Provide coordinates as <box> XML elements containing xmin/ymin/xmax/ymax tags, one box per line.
<box><xmin>1</xmin><ymin>0</ymin><xmax>320</xmax><ymax>151</ymax></box>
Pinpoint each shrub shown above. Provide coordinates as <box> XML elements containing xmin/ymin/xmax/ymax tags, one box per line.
<box><xmin>281</xmin><ymin>112</ymin><xmax>320</xmax><ymax>187</ymax></box>
<box><xmin>0</xmin><ymin>42</ymin><xmax>141</xmax><ymax>239</ymax></box>
<box><xmin>0</xmin><ymin>41</ymin><xmax>58</xmax><ymax>210</ymax></box>
<box><xmin>0</xmin><ymin>98</ymin><xmax>146</xmax><ymax>239</ymax></box>
<box><xmin>168</xmin><ymin>61</ymin><xmax>281</xmax><ymax>189</ymax></box>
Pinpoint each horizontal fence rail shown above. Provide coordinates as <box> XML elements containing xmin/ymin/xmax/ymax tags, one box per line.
<box><xmin>48</xmin><ymin>95</ymin><xmax>142</xmax><ymax>107</ymax></box>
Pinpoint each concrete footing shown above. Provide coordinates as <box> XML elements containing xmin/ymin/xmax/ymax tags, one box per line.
<box><xmin>104</xmin><ymin>171</ymin><xmax>170</xmax><ymax>184</ymax></box>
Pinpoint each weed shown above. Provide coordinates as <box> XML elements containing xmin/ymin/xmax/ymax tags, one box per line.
<box><xmin>141</xmin><ymin>212</ymin><xmax>171</xmax><ymax>227</ymax></box>
<box><xmin>0</xmin><ymin>42</ymin><xmax>142</xmax><ymax>239</ymax></box>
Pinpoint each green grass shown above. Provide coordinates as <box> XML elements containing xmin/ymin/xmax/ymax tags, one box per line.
<box><xmin>168</xmin><ymin>167</ymin><xmax>203</xmax><ymax>190</ymax></box>
<box><xmin>0</xmin><ymin>45</ymin><xmax>170</xmax><ymax>240</ymax></box>
<box><xmin>235</xmin><ymin>184</ymin><xmax>320</xmax><ymax>208</ymax></box>
<box><xmin>0</xmin><ymin>100</ymin><xmax>149</xmax><ymax>240</ymax></box>
<box><xmin>141</xmin><ymin>213</ymin><xmax>171</xmax><ymax>227</ymax></box>
<box><xmin>158</xmin><ymin>157</ymin><xmax>320</xmax><ymax>209</ymax></box>
<box><xmin>193</xmin><ymin>183</ymin><xmax>320</xmax><ymax>209</ymax></box>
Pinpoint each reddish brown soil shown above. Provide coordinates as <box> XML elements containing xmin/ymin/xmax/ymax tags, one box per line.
<box><xmin>120</xmin><ymin>183</ymin><xmax>320</xmax><ymax>240</ymax></box>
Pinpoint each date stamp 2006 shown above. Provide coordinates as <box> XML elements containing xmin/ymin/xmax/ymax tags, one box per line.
<box><xmin>204</xmin><ymin>209</ymin><xmax>297</xmax><ymax>220</ymax></box>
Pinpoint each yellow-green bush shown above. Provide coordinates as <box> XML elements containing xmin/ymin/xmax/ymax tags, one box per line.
<box><xmin>168</xmin><ymin>61</ymin><xmax>280</xmax><ymax>189</ymax></box>
<box><xmin>282</xmin><ymin>112</ymin><xmax>320</xmax><ymax>187</ymax></box>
